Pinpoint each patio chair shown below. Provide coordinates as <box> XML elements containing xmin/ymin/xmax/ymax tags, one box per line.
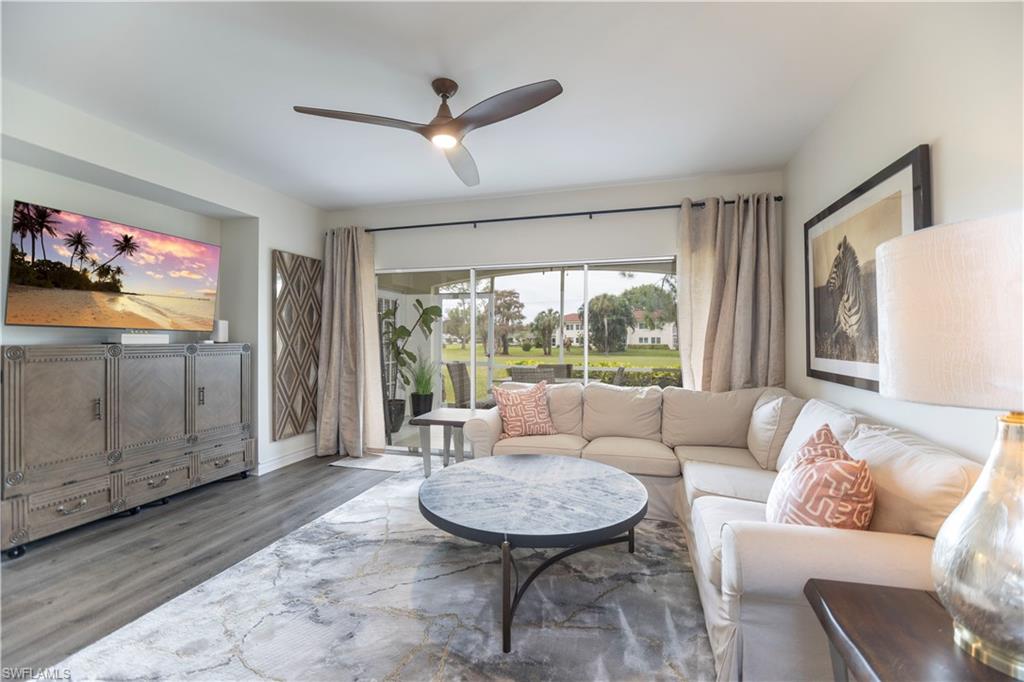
<box><xmin>507</xmin><ymin>366</ymin><xmax>557</xmax><ymax>383</ymax></box>
<box><xmin>444</xmin><ymin>361</ymin><xmax>496</xmax><ymax>409</ymax></box>
<box><xmin>538</xmin><ymin>363</ymin><xmax>572</xmax><ymax>379</ymax></box>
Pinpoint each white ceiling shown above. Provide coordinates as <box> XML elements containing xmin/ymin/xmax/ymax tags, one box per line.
<box><xmin>3</xmin><ymin>3</ymin><xmax>931</xmax><ymax>209</ymax></box>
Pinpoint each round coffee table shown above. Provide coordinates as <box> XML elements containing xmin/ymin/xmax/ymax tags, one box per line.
<box><xmin>418</xmin><ymin>454</ymin><xmax>648</xmax><ymax>652</ymax></box>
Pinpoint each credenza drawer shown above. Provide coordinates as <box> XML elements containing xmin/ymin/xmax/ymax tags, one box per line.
<box><xmin>198</xmin><ymin>442</ymin><xmax>250</xmax><ymax>481</ymax></box>
<box><xmin>25</xmin><ymin>475</ymin><xmax>114</xmax><ymax>541</ymax></box>
<box><xmin>124</xmin><ymin>460</ymin><xmax>191</xmax><ymax>506</ymax></box>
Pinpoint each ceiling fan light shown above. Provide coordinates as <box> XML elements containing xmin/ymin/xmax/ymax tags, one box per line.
<box><xmin>431</xmin><ymin>133</ymin><xmax>457</xmax><ymax>149</ymax></box>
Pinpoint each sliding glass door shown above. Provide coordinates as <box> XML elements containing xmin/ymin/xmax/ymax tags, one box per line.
<box><xmin>376</xmin><ymin>257</ymin><xmax>677</xmax><ymax>453</ymax></box>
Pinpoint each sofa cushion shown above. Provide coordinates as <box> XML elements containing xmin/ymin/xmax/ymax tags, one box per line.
<box><xmin>582</xmin><ymin>383</ymin><xmax>662</xmax><ymax>441</ymax></box>
<box><xmin>844</xmin><ymin>424</ymin><xmax>982</xmax><ymax>537</ymax></box>
<box><xmin>674</xmin><ymin>445</ymin><xmax>762</xmax><ymax>470</ymax></box>
<box><xmin>690</xmin><ymin>496</ymin><xmax>766</xmax><ymax>589</ymax></box>
<box><xmin>492</xmin><ymin>434</ymin><xmax>587</xmax><ymax>457</ymax></box>
<box><xmin>499</xmin><ymin>381</ymin><xmax>583</xmax><ymax>436</ymax></box>
<box><xmin>662</xmin><ymin>387</ymin><xmax>768</xmax><ymax>448</ymax></box>
<box><xmin>747</xmin><ymin>394</ymin><xmax>806</xmax><ymax>469</ymax></box>
<box><xmin>777</xmin><ymin>399</ymin><xmax>862</xmax><ymax>470</ymax></box>
<box><xmin>582</xmin><ymin>437</ymin><xmax>680</xmax><ymax>477</ymax></box>
<box><xmin>684</xmin><ymin>461</ymin><xmax>778</xmax><ymax>511</ymax></box>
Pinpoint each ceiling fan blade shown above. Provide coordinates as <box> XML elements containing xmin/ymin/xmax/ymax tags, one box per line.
<box><xmin>453</xmin><ymin>79</ymin><xmax>563</xmax><ymax>135</ymax></box>
<box><xmin>293</xmin><ymin>106</ymin><xmax>425</xmax><ymax>133</ymax></box>
<box><xmin>444</xmin><ymin>142</ymin><xmax>480</xmax><ymax>187</ymax></box>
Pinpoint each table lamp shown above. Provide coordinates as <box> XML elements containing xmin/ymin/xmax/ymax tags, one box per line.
<box><xmin>877</xmin><ymin>212</ymin><xmax>1023</xmax><ymax>679</ymax></box>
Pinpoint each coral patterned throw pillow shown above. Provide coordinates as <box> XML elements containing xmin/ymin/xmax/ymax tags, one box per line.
<box><xmin>765</xmin><ymin>424</ymin><xmax>876</xmax><ymax>530</ymax></box>
<box><xmin>493</xmin><ymin>381</ymin><xmax>557</xmax><ymax>440</ymax></box>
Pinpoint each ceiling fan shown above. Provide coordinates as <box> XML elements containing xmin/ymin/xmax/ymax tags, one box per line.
<box><xmin>294</xmin><ymin>77</ymin><xmax>563</xmax><ymax>187</ymax></box>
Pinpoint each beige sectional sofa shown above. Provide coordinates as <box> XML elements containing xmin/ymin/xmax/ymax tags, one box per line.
<box><xmin>463</xmin><ymin>382</ymin><xmax>982</xmax><ymax>681</ymax></box>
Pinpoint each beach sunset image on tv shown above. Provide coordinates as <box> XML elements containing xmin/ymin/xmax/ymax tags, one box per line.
<box><xmin>5</xmin><ymin>201</ymin><xmax>221</xmax><ymax>331</ymax></box>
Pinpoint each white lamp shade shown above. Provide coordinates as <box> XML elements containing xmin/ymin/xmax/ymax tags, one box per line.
<box><xmin>877</xmin><ymin>213</ymin><xmax>1023</xmax><ymax>411</ymax></box>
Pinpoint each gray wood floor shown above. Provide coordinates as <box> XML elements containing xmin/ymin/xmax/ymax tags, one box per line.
<box><xmin>0</xmin><ymin>456</ymin><xmax>391</xmax><ymax>671</ymax></box>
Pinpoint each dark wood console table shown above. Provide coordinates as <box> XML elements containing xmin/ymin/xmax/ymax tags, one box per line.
<box><xmin>804</xmin><ymin>579</ymin><xmax>1013</xmax><ymax>682</ymax></box>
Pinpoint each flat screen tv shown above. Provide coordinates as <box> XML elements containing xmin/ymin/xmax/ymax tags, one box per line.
<box><xmin>5</xmin><ymin>200</ymin><xmax>221</xmax><ymax>332</ymax></box>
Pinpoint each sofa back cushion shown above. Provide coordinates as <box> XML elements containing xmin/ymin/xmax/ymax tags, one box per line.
<box><xmin>843</xmin><ymin>424</ymin><xmax>982</xmax><ymax>537</ymax></box>
<box><xmin>747</xmin><ymin>392</ymin><xmax>807</xmax><ymax>469</ymax></box>
<box><xmin>661</xmin><ymin>387</ymin><xmax>769</xmax><ymax>448</ymax></box>
<box><xmin>499</xmin><ymin>381</ymin><xmax>583</xmax><ymax>436</ymax></box>
<box><xmin>583</xmin><ymin>383</ymin><xmax>662</xmax><ymax>441</ymax></box>
<box><xmin>777</xmin><ymin>399</ymin><xmax>862</xmax><ymax>470</ymax></box>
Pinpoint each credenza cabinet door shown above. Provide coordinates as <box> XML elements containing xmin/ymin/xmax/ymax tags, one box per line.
<box><xmin>119</xmin><ymin>351</ymin><xmax>188</xmax><ymax>452</ymax></box>
<box><xmin>3</xmin><ymin>346</ymin><xmax>113</xmax><ymax>493</ymax></box>
<box><xmin>194</xmin><ymin>348</ymin><xmax>249</xmax><ymax>437</ymax></box>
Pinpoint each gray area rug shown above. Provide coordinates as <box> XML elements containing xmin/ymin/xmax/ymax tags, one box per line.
<box><xmin>329</xmin><ymin>453</ymin><xmax>439</xmax><ymax>473</ymax></box>
<box><xmin>54</xmin><ymin>467</ymin><xmax>715</xmax><ymax>681</ymax></box>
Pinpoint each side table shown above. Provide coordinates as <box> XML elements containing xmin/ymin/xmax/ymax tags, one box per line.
<box><xmin>804</xmin><ymin>578</ymin><xmax>1014</xmax><ymax>682</ymax></box>
<box><xmin>408</xmin><ymin>407</ymin><xmax>482</xmax><ymax>477</ymax></box>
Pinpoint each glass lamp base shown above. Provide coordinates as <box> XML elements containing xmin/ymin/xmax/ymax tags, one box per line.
<box><xmin>955</xmin><ymin>622</ymin><xmax>1024</xmax><ymax>680</ymax></box>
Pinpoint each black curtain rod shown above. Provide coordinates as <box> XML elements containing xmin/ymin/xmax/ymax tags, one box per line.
<box><xmin>365</xmin><ymin>195</ymin><xmax>783</xmax><ymax>233</ymax></box>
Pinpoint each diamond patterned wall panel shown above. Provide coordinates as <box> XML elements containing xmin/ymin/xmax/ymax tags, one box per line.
<box><xmin>272</xmin><ymin>250</ymin><xmax>323</xmax><ymax>441</ymax></box>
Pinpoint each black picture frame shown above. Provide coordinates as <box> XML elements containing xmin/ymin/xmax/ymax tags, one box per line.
<box><xmin>804</xmin><ymin>144</ymin><xmax>932</xmax><ymax>391</ymax></box>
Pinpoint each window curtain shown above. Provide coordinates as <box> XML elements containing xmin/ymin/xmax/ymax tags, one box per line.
<box><xmin>316</xmin><ymin>226</ymin><xmax>386</xmax><ymax>457</ymax></box>
<box><xmin>676</xmin><ymin>194</ymin><xmax>784</xmax><ymax>391</ymax></box>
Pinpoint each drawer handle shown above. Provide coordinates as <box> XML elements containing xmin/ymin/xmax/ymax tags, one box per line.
<box><xmin>147</xmin><ymin>475</ymin><xmax>171</xmax><ymax>489</ymax></box>
<box><xmin>213</xmin><ymin>458</ymin><xmax>231</xmax><ymax>468</ymax></box>
<box><xmin>198</xmin><ymin>386</ymin><xmax>206</xmax><ymax>406</ymax></box>
<box><xmin>57</xmin><ymin>498</ymin><xmax>88</xmax><ymax>516</ymax></box>
<box><xmin>94</xmin><ymin>398</ymin><xmax>103</xmax><ymax>421</ymax></box>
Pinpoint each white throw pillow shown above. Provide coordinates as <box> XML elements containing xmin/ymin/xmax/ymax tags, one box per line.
<box><xmin>747</xmin><ymin>394</ymin><xmax>806</xmax><ymax>469</ymax></box>
<box><xmin>777</xmin><ymin>399</ymin><xmax>861</xmax><ymax>470</ymax></box>
<box><xmin>843</xmin><ymin>424</ymin><xmax>982</xmax><ymax>537</ymax></box>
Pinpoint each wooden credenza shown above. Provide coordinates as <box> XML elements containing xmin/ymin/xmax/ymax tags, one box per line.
<box><xmin>1</xmin><ymin>343</ymin><xmax>253</xmax><ymax>558</ymax></box>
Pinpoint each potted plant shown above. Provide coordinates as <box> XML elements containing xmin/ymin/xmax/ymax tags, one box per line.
<box><xmin>410</xmin><ymin>357</ymin><xmax>437</xmax><ymax>417</ymax></box>
<box><xmin>379</xmin><ymin>298</ymin><xmax>442</xmax><ymax>434</ymax></box>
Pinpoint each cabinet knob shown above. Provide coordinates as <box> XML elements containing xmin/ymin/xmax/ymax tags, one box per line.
<box><xmin>94</xmin><ymin>398</ymin><xmax>103</xmax><ymax>421</ymax></box>
<box><xmin>198</xmin><ymin>386</ymin><xmax>206</xmax><ymax>406</ymax></box>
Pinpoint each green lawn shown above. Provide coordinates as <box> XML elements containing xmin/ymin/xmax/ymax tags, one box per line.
<box><xmin>439</xmin><ymin>344</ymin><xmax>680</xmax><ymax>401</ymax></box>
<box><xmin>441</xmin><ymin>344</ymin><xmax>680</xmax><ymax>368</ymax></box>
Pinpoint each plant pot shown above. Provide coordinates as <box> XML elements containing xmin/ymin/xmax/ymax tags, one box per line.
<box><xmin>387</xmin><ymin>399</ymin><xmax>406</xmax><ymax>434</ymax></box>
<box><xmin>410</xmin><ymin>392</ymin><xmax>433</xmax><ymax>417</ymax></box>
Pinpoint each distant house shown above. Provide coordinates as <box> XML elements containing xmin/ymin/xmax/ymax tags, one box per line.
<box><xmin>627</xmin><ymin>310</ymin><xmax>677</xmax><ymax>349</ymax></box>
<box><xmin>557</xmin><ymin>310</ymin><xmax>677</xmax><ymax>349</ymax></box>
<box><xmin>561</xmin><ymin>312</ymin><xmax>585</xmax><ymax>346</ymax></box>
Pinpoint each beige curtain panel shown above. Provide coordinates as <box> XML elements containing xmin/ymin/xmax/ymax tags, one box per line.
<box><xmin>676</xmin><ymin>194</ymin><xmax>784</xmax><ymax>391</ymax></box>
<box><xmin>316</xmin><ymin>226</ymin><xmax>386</xmax><ymax>457</ymax></box>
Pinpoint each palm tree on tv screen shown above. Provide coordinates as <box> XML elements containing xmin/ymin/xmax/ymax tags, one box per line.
<box><xmin>94</xmin><ymin>233</ymin><xmax>140</xmax><ymax>271</ymax></box>
<box><xmin>29</xmin><ymin>205</ymin><xmax>61</xmax><ymax>262</ymax></box>
<box><xmin>62</xmin><ymin>230</ymin><xmax>94</xmax><ymax>268</ymax></box>
<box><xmin>12</xmin><ymin>203</ymin><xmax>30</xmax><ymax>253</ymax></box>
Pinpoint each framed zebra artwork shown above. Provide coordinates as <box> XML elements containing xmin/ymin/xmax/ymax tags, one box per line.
<box><xmin>804</xmin><ymin>145</ymin><xmax>932</xmax><ymax>391</ymax></box>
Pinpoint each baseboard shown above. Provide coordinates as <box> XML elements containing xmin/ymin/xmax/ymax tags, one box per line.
<box><xmin>257</xmin><ymin>445</ymin><xmax>316</xmax><ymax>476</ymax></box>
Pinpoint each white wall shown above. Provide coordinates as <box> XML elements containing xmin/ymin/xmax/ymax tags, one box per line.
<box><xmin>2</xmin><ymin>81</ymin><xmax>327</xmax><ymax>473</ymax></box>
<box><xmin>1</xmin><ymin>160</ymin><xmax>223</xmax><ymax>345</ymax></box>
<box><xmin>331</xmin><ymin>171</ymin><xmax>783</xmax><ymax>271</ymax></box>
<box><xmin>783</xmin><ymin>3</ymin><xmax>1023</xmax><ymax>462</ymax></box>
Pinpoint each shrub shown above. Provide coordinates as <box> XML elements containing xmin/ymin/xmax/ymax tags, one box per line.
<box><xmin>520</xmin><ymin>341</ymin><xmax>533</xmax><ymax>352</ymax></box>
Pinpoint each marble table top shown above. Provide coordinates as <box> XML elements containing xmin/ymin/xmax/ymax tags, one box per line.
<box><xmin>418</xmin><ymin>454</ymin><xmax>648</xmax><ymax>548</ymax></box>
